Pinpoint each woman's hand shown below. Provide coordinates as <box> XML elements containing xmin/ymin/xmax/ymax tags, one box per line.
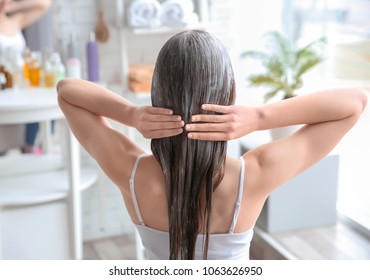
<box><xmin>132</xmin><ymin>106</ymin><xmax>184</xmax><ymax>139</ymax></box>
<box><xmin>185</xmin><ymin>104</ymin><xmax>261</xmax><ymax>141</ymax></box>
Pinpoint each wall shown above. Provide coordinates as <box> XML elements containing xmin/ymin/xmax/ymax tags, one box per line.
<box><xmin>53</xmin><ymin>0</ymin><xmax>119</xmax><ymax>84</ymax></box>
<box><xmin>52</xmin><ymin>0</ymin><xmax>236</xmax><ymax>85</ymax></box>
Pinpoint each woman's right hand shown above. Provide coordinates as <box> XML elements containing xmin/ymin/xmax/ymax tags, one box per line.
<box><xmin>132</xmin><ymin>106</ymin><xmax>184</xmax><ymax>139</ymax></box>
<box><xmin>185</xmin><ymin>104</ymin><xmax>261</xmax><ymax>141</ymax></box>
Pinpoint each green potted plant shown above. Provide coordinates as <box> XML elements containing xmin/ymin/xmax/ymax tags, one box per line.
<box><xmin>241</xmin><ymin>31</ymin><xmax>326</xmax><ymax>139</ymax></box>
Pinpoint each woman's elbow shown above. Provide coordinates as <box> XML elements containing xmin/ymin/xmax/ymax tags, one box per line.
<box><xmin>56</xmin><ymin>79</ymin><xmax>67</xmax><ymax>97</ymax></box>
<box><xmin>355</xmin><ymin>88</ymin><xmax>368</xmax><ymax>113</ymax></box>
<box><xmin>56</xmin><ymin>78</ymin><xmax>75</xmax><ymax>96</ymax></box>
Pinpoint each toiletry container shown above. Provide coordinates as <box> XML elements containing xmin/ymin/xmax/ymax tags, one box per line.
<box><xmin>86</xmin><ymin>32</ymin><xmax>100</xmax><ymax>82</ymax></box>
<box><xmin>0</xmin><ymin>72</ymin><xmax>6</xmax><ymax>90</ymax></box>
<box><xmin>67</xmin><ymin>33</ymin><xmax>82</xmax><ymax>78</ymax></box>
<box><xmin>1</xmin><ymin>63</ymin><xmax>13</xmax><ymax>89</ymax></box>
<box><xmin>29</xmin><ymin>52</ymin><xmax>41</xmax><ymax>87</ymax></box>
<box><xmin>43</xmin><ymin>61</ymin><xmax>55</xmax><ymax>88</ymax></box>
<box><xmin>50</xmin><ymin>53</ymin><xmax>65</xmax><ymax>84</ymax></box>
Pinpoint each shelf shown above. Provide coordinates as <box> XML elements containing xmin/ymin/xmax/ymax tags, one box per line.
<box><xmin>0</xmin><ymin>166</ymin><xmax>98</xmax><ymax>207</ymax></box>
<box><xmin>124</xmin><ymin>22</ymin><xmax>211</xmax><ymax>35</ymax></box>
<box><xmin>0</xmin><ymin>154</ymin><xmax>64</xmax><ymax>177</ymax></box>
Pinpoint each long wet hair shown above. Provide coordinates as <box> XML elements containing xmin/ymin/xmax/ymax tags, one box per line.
<box><xmin>151</xmin><ymin>30</ymin><xmax>236</xmax><ymax>259</ymax></box>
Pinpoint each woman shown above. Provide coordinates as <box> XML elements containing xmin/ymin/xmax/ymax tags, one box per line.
<box><xmin>57</xmin><ymin>30</ymin><xmax>367</xmax><ymax>260</ymax></box>
<box><xmin>0</xmin><ymin>0</ymin><xmax>51</xmax><ymax>154</ymax></box>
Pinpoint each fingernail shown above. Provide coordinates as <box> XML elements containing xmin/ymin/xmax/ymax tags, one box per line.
<box><xmin>192</xmin><ymin>116</ymin><xmax>197</xmax><ymax>121</ymax></box>
<box><xmin>185</xmin><ymin>124</ymin><xmax>191</xmax><ymax>130</ymax></box>
<box><xmin>188</xmin><ymin>133</ymin><xmax>193</xmax><ymax>138</ymax></box>
<box><xmin>202</xmin><ymin>104</ymin><xmax>207</xmax><ymax>109</ymax></box>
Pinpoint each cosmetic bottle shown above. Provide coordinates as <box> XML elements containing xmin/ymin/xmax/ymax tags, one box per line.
<box><xmin>50</xmin><ymin>52</ymin><xmax>65</xmax><ymax>84</ymax></box>
<box><xmin>0</xmin><ymin>63</ymin><xmax>13</xmax><ymax>89</ymax></box>
<box><xmin>13</xmin><ymin>53</ymin><xmax>25</xmax><ymax>88</ymax></box>
<box><xmin>0</xmin><ymin>73</ymin><xmax>5</xmax><ymax>90</ymax></box>
<box><xmin>43</xmin><ymin>61</ymin><xmax>55</xmax><ymax>88</ymax></box>
<box><xmin>29</xmin><ymin>52</ymin><xmax>41</xmax><ymax>87</ymax></box>
<box><xmin>22</xmin><ymin>48</ymin><xmax>31</xmax><ymax>86</ymax></box>
<box><xmin>0</xmin><ymin>62</ymin><xmax>9</xmax><ymax>89</ymax></box>
<box><xmin>86</xmin><ymin>32</ymin><xmax>100</xmax><ymax>82</ymax></box>
<box><xmin>67</xmin><ymin>33</ymin><xmax>82</xmax><ymax>78</ymax></box>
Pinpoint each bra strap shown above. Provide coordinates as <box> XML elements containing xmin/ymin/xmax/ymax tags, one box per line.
<box><xmin>229</xmin><ymin>156</ymin><xmax>245</xmax><ymax>234</ymax></box>
<box><xmin>129</xmin><ymin>153</ymin><xmax>147</xmax><ymax>226</ymax></box>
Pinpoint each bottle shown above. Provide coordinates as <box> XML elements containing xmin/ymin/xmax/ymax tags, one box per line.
<box><xmin>13</xmin><ymin>53</ymin><xmax>25</xmax><ymax>88</ymax></box>
<box><xmin>43</xmin><ymin>61</ymin><xmax>55</xmax><ymax>88</ymax></box>
<box><xmin>0</xmin><ymin>64</ymin><xmax>13</xmax><ymax>89</ymax></box>
<box><xmin>3</xmin><ymin>48</ymin><xmax>24</xmax><ymax>89</ymax></box>
<box><xmin>0</xmin><ymin>72</ymin><xmax>6</xmax><ymax>90</ymax></box>
<box><xmin>50</xmin><ymin>52</ymin><xmax>66</xmax><ymax>84</ymax></box>
<box><xmin>22</xmin><ymin>48</ymin><xmax>32</xmax><ymax>87</ymax></box>
<box><xmin>4</xmin><ymin>64</ymin><xmax>13</xmax><ymax>89</ymax></box>
<box><xmin>86</xmin><ymin>32</ymin><xmax>100</xmax><ymax>82</ymax></box>
<box><xmin>0</xmin><ymin>61</ymin><xmax>7</xmax><ymax>90</ymax></box>
<box><xmin>55</xmin><ymin>61</ymin><xmax>66</xmax><ymax>84</ymax></box>
<box><xmin>29</xmin><ymin>52</ymin><xmax>41</xmax><ymax>87</ymax></box>
<box><xmin>67</xmin><ymin>33</ymin><xmax>82</xmax><ymax>78</ymax></box>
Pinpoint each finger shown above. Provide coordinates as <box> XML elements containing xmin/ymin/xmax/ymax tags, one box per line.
<box><xmin>145</xmin><ymin>128</ymin><xmax>183</xmax><ymax>139</ymax></box>
<box><xmin>148</xmin><ymin>107</ymin><xmax>174</xmax><ymax>115</ymax></box>
<box><xmin>187</xmin><ymin>132</ymin><xmax>229</xmax><ymax>141</ymax></box>
<box><xmin>190</xmin><ymin>114</ymin><xmax>228</xmax><ymax>123</ymax></box>
<box><xmin>202</xmin><ymin>104</ymin><xmax>232</xmax><ymax>114</ymax></box>
<box><xmin>149</xmin><ymin>121</ymin><xmax>184</xmax><ymax>130</ymax></box>
<box><xmin>185</xmin><ymin>123</ymin><xmax>229</xmax><ymax>132</ymax></box>
<box><xmin>150</xmin><ymin>114</ymin><xmax>182</xmax><ymax>122</ymax></box>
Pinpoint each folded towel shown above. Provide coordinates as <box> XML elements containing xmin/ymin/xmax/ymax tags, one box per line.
<box><xmin>128</xmin><ymin>0</ymin><xmax>161</xmax><ymax>28</ymax></box>
<box><xmin>160</xmin><ymin>0</ymin><xmax>198</xmax><ymax>27</ymax></box>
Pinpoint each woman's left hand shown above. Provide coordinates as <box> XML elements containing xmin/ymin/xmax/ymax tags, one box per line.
<box><xmin>133</xmin><ymin>106</ymin><xmax>184</xmax><ymax>139</ymax></box>
<box><xmin>185</xmin><ymin>104</ymin><xmax>260</xmax><ymax>141</ymax></box>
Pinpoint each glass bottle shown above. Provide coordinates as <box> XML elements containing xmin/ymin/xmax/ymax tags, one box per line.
<box><xmin>0</xmin><ymin>72</ymin><xmax>6</xmax><ymax>90</ymax></box>
<box><xmin>43</xmin><ymin>60</ymin><xmax>55</xmax><ymax>88</ymax></box>
<box><xmin>29</xmin><ymin>52</ymin><xmax>41</xmax><ymax>87</ymax></box>
<box><xmin>22</xmin><ymin>48</ymin><xmax>32</xmax><ymax>87</ymax></box>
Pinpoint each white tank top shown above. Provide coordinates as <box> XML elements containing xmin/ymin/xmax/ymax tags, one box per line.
<box><xmin>0</xmin><ymin>32</ymin><xmax>26</xmax><ymax>56</ymax></box>
<box><xmin>130</xmin><ymin>154</ymin><xmax>254</xmax><ymax>260</ymax></box>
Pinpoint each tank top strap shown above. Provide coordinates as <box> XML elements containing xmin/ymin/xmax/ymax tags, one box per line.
<box><xmin>129</xmin><ymin>152</ymin><xmax>147</xmax><ymax>226</ymax></box>
<box><xmin>228</xmin><ymin>156</ymin><xmax>245</xmax><ymax>234</ymax></box>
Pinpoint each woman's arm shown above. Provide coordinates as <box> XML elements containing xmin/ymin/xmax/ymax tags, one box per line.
<box><xmin>186</xmin><ymin>88</ymin><xmax>367</xmax><ymax>194</ymax></box>
<box><xmin>5</xmin><ymin>0</ymin><xmax>52</xmax><ymax>29</ymax></box>
<box><xmin>57</xmin><ymin>78</ymin><xmax>183</xmax><ymax>187</ymax></box>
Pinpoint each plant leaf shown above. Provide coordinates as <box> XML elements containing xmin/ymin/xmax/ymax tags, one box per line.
<box><xmin>248</xmin><ymin>74</ymin><xmax>282</xmax><ymax>88</ymax></box>
<box><xmin>295</xmin><ymin>57</ymin><xmax>323</xmax><ymax>80</ymax></box>
<box><xmin>265</xmin><ymin>56</ymin><xmax>284</xmax><ymax>78</ymax></box>
<box><xmin>295</xmin><ymin>37</ymin><xmax>326</xmax><ymax>64</ymax></box>
<box><xmin>263</xmin><ymin>88</ymin><xmax>281</xmax><ymax>103</ymax></box>
<box><xmin>240</xmin><ymin>50</ymin><xmax>269</xmax><ymax>61</ymax></box>
<box><xmin>264</xmin><ymin>31</ymin><xmax>294</xmax><ymax>67</ymax></box>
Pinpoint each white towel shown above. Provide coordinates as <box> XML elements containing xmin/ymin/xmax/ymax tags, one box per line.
<box><xmin>128</xmin><ymin>0</ymin><xmax>161</xmax><ymax>28</ymax></box>
<box><xmin>160</xmin><ymin>0</ymin><xmax>198</xmax><ymax>27</ymax></box>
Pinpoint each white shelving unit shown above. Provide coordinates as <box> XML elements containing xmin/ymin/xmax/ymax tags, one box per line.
<box><xmin>0</xmin><ymin>88</ymin><xmax>98</xmax><ymax>260</ymax></box>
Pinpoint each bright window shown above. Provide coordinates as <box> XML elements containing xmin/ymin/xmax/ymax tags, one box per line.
<box><xmin>284</xmin><ymin>0</ymin><xmax>370</xmax><ymax>230</ymax></box>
